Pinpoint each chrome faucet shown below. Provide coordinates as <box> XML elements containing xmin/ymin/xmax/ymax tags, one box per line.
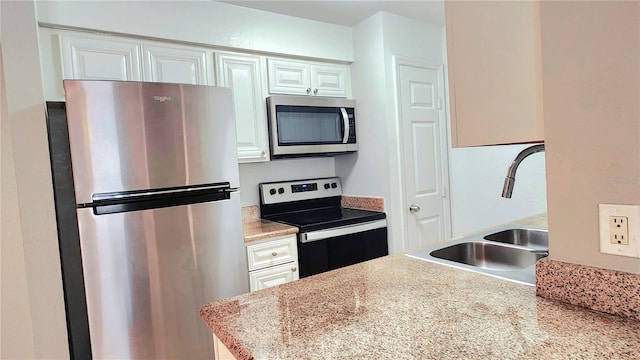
<box><xmin>501</xmin><ymin>144</ymin><xmax>545</xmax><ymax>198</ymax></box>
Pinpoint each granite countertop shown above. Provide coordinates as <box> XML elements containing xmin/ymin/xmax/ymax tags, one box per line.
<box><xmin>242</xmin><ymin>219</ymin><xmax>298</xmax><ymax>243</ymax></box>
<box><xmin>201</xmin><ymin>255</ymin><xmax>639</xmax><ymax>359</ymax></box>
<box><xmin>241</xmin><ymin>205</ymin><xmax>298</xmax><ymax>243</ymax></box>
<box><xmin>204</xmin><ymin>213</ymin><xmax>639</xmax><ymax>359</ymax></box>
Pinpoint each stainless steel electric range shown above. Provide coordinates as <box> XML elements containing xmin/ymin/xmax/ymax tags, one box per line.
<box><xmin>259</xmin><ymin>177</ymin><xmax>388</xmax><ymax>278</ymax></box>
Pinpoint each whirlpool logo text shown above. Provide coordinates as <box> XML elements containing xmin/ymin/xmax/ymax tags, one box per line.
<box><xmin>153</xmin><ymin>96</ymin><xmax>172</xmax><ymax>102</ymax></box>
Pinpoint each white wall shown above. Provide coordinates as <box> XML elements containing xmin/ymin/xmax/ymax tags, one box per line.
<box><xmin>541</xmin><ymin>1</ymin><xmax>639</xmax><ymax>274</ymax></box>
<box><xmin>1</xmin><ymin>43</ymin><xmax>38</xmax><ymax>360</ymax></box>
<box><xmin>35</xmin><ymin>0</ymin><xmax>353</xmax><ymax>62</ymax></box>
<box><xmin>336</xmin><ymin>12</ymin><xmax>445</xmax><ymax>253</ymax></box>
<box><xmin>448</xmin><ymin>145</ymin><xmax>547</xmax><ymax>237</ymax></box>
<box><xmin>239</xmin><ymin>158</ymin><xmax>335</xmax><ymax>206</ymax></box>
<box><xmin>339</xmin><ymin>12</ymin><xmax>548</xmax><ymax>252</ymax></box>
<box><xmin>335</xmin><ymin>14</ymin><xmax>389</xmax><ymax>242</ymax></box>
<box><xmin>1</xmin><ymin>1</ymin><xmax>69</xmax><ymax>358</ymax></box>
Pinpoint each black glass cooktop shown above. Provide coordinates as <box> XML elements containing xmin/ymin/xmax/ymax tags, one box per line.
<box><xmin>264</xmin><ymin>207</ymin><xmax>386</xmax><ymax>233</ymax></box>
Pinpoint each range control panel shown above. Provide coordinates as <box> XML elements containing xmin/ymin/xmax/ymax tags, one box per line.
<box><xmin>260</xmin><ymin>177</ymin><xmax>342</xmax><ymax>205</ymax></box>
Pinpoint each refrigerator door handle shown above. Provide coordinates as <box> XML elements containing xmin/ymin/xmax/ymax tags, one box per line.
<box><xmin>88</xmin><ymin>183</ymin><xmax>235</xmax><ymax>215</ymax></box>
<box><xmin>91</xmin><ymin>183</ymin><xmax>232</xmax><ymax>203</ymax></box>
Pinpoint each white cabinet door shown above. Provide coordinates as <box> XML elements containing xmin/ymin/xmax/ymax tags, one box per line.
<box><xmin>267</xmin><ymin>59</ymin><xmax>349</xmax><ymax>97</ymax></box>
<box><xmin>245</xmin><ymin>235</ymin><xmax>297</xmax><ymax>271</ymax></box>
<box><xmin>267</xmin><ymin>59</ymin><xmax>311</xmax><ymax>95</ymax></box>
<box><xmin>216</xmin><ymin>52</ymin><xmax>269</xmax><ymax>162</ymax></box>
<box><xmin>311</xmin><ymin>64</ymin><xmax>349</xmax><ymax>97</ymax></box>
<box><xmin>59</xmin><ymin>33</ymin><xmax>142</xmax><ymax>81</ymax></box>
<box><xmin>249</xmin><ymin>262</ymin><xmax>299</xmax><ymax>291</ymax></box>
<box><xmin>142</xmin><ymin>44</ymin><xmax>210</xmax><ymax>85</ymax></box>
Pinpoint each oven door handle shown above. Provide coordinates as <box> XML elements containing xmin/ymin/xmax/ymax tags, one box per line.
<box><xmin>301</xmin><ymin>219</ymin><xmax>387</xmax><ymax>243</ymax></box>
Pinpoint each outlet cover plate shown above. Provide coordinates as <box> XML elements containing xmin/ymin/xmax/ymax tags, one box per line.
<box><xmin>599</xmin><ymin>204</ymin><xmax>640</xmax><ymax>258</ymax></box>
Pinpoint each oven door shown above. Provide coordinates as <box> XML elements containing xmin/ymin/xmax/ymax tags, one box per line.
<box><xmin>297</xmin><ymin>219</ymin><xmax>388</xmax><ymax>278</ymax></box>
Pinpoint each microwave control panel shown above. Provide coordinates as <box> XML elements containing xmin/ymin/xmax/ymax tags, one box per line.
<box><xmin>346</xmin><ymin>108</ymin><xmax>356</xmax><ymax>144</ymax></box>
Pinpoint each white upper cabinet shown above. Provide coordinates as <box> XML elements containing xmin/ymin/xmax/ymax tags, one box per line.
<box><xmin>445</xmin><ymin>1</ymin><xmax>544</xmax><ymax>147</ymax></box>
<box><xmin>267</xmin><ymin>59</ymin><xmax>311</xmax><ymax>95</ymax></box>
<box><xmin>310</xmin><ymin>64</ymin><xmax>349</xmax><ymax>97</ymax></box>
<box><xmin>59</xmin><ymin>33</ymin><xmax>142</xmax><ymax>81</ymax></box>
<box><xmin>267</xmin><ymin>58</ymin><xmax>350</xmax><ymax>97</ymax></box>
<box><xmin>58</xmin><ymin>32</ymin><xmax>211</xmax><ymax>86</ymax></box>
<box><xmin>142</xmin><ymin>43</ymin><xmax>211</xmax><ymax>85</ymax></box>
<box><xmin>46</xmin><ymin>29</ymin><xmax>351</xmax><ymax>162</ymax></box>
<box><xmin>215</xmin><ymin>52</ymin><xmax>269</xmax><ymax>163</ymax></box>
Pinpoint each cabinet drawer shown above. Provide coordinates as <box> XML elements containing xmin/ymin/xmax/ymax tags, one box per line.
<box><xmin>246</xmin><ymin>235</ymin><xmax>298</xmax><ymax>271</ymax></box>
<box><xmin>249</xmin><ymin>262</ymin><xmax>299</xmax><ymax>291</ymax></box>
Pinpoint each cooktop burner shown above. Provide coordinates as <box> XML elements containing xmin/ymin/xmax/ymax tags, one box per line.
<box><xmin>259</xmin><ymin>177</ymin><xmax>386</xmax><ymax>233</ymax></box>
<box><xmin>265</xmin><ymin>207</ymin><xmax>386</xmax><ymax>233</ymax></box>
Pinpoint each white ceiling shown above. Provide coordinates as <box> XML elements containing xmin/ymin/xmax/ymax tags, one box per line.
<box><xmin>219</xmin><ymin>1</ymin><xmax>445</xmax><ymax>27</ymax></box>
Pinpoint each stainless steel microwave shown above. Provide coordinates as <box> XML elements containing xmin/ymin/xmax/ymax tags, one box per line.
<box><xmin>266</xmin><ymin>95</ymin><xmax>357</xmax><ymax>158</ymax></box>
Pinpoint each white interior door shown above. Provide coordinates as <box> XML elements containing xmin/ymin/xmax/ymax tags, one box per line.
<box><xmin>397</xmin><ymin>62</ymin><xmax>451</xmax><ymax>251</ymax></box>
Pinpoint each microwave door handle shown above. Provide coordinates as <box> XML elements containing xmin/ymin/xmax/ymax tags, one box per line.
<box><xmin>340</xmin><ymin>108</ymin><xmax>349</xmax><ymax>144</ymax></box>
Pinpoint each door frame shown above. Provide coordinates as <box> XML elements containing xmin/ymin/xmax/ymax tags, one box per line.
<box><xmin>390</xmin><ymin>56</ymin><xmax>452</xmax><ymax>251</ymax></box>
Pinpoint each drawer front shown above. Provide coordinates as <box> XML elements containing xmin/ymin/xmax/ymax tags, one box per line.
<box><xmin>249</xmin><ymin>262</ymin><xmax>299</xmax><ymax>291</ymax></box>
<box><xmin>246</xmin><ymin>235</ymin><xmax>297</xmax><ymax>271</ymax></box>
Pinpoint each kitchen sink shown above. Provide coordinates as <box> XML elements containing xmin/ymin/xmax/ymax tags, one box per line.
<box><xmin>406</xmin><ymin>226</ymin><xmax>549</xmax><ymax>286</ymax></box>
<box><xmin>430</xmin><ymin>242</ymin><xmax>545</xmax><ymax>271</ymax></box>
<box><xmin>483</xmin><ymin>228</ymin><xmax>548</xmax><ymax>251</ymax></box>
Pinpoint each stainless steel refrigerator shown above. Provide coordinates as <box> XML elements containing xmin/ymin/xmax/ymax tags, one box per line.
<box><xmin>47</xmin><ymin>80</ymin><xmax>248</xmax><ymax>359</ymax></box>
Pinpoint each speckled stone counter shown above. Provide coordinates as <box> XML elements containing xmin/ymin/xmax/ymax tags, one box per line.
<box><xmin>241</xmin><ymin>205</ymin><xmax>299</xmax><ymax>243</ymax></box>
<box><xmin>200</xmin><ymin>254</ymin><xmax>639</xmax><ymax>360</ymax></box>
<box><xmin>242</xmin><ymin>219</ymin><xmax>298</xmax><ymax>243</ymax></box>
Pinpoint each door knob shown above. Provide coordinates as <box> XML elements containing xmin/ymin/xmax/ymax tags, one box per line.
<box><xmin>409</xmin><ymin>204</ymin><xmax>421</xmax><ymax>213</ymax></box>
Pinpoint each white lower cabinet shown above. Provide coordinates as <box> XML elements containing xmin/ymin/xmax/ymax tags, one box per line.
<box><xmin>246</xmin><ymin>234</ymin><xmax>299</xmax><ymax>291</ymax></box>
<box><xmin>249</xmin><ymin>262</ymin><xmax>298</xmax><ymax>291</ymax></box>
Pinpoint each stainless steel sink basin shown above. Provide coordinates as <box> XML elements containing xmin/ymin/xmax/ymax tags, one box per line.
<box><xmin>483</xmin><ymin>228</ymin><xmax>548</xmax><ymax>251</ymax></box>
<box><xmin>406</xmin><ymin>226</ymin><xmax>549</xmax><ymax>286</ymax></box>
<box><xmin>430</xmin><ymin>242</ymin><xmax>545</xmax><ymax>271</ymax></box>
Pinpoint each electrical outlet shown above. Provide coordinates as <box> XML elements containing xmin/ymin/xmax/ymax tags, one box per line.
<box><xmin>599</xmin><ymin>204</ymin><xmax>640</xmax><ymax>258</ymax></box>
<box><xmin>609</xmin><ymin>216</ymin><xmax>629</xmax><ymax>245</ymax></box>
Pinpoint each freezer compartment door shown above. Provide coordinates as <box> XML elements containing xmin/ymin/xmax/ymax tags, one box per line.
<box><xmin>76</xmin><ymin>192</ymin><xmax>247</xmax><ymax>359</ymax></box>
<box><xmin>63</xmin><ymin>80</ymin><xmax>240</xmax><ymax>204</ymax></box>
